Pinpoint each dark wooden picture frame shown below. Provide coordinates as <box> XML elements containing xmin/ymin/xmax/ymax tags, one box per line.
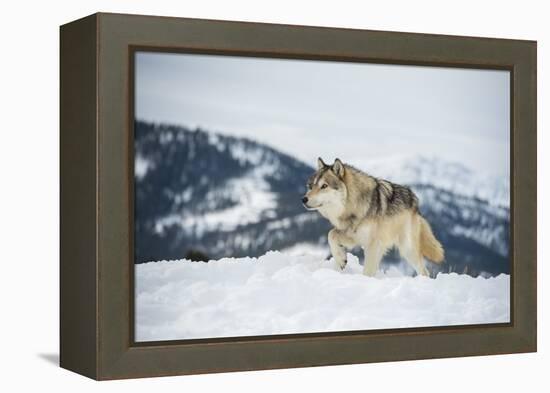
<box><xmin>60</xmin><ymin>12</ymin><xmax>536</xmax><ymax>380</ymax></box>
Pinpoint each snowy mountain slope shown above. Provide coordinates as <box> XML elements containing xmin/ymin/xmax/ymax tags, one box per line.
<box><xmin>349</xmin><ymin>155</ymin><xmax>509</xmax><ymax>208</ymax></box>
<box><xmin>415</xmin><ymin>185</ymin><xmax>509</xmax><ymax>256</ymax></box>
<box><xmin>134</xmin><ymin>120</ymin><xmax>329</xmax><ymax>263</ymax></box>
<box><xmin>135</xmin><ymin>251</ymin><xmax>510</xmax><ymax>341</ymax></box>
<box><xmin>134</xmin><ymin>120</ymin><xmax>510</xmax><ymax>276</ymax></box>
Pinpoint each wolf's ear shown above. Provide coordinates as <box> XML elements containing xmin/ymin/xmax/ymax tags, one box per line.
<box><xmin>332</xmin><ymin>158</ymin><xmax>345</xmax><ymax>177</ymax></box>
<box><xmin>317</xmin><ymin>157</ymin><xmax>327</xmax><ymax>170</ymax></box>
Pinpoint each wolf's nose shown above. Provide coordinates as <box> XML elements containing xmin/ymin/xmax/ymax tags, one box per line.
<box><xmin>302</xmin><ymin>197</ymin><xmax>308</xmax><ymax>204</ymax></box>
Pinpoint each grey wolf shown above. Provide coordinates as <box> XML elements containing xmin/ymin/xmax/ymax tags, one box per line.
<box><xmin>302</xmin><ymin>158</ymin><xmax>444</xmax><ymax>276</ymax></box>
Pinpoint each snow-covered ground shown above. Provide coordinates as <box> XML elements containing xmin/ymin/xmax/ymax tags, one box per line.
<box><xmin>135</xmin><ymin>251</ymin><xmax>510</xmax><ymax>342</ymax></box>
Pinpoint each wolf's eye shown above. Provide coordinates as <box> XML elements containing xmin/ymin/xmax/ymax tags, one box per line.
<box><xmin>321</xmin><ymin>184</ymin><xmax>328</xmax><ymax>189</ymax></box>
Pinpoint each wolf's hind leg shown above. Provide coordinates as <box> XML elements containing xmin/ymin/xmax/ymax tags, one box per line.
<box><xmin>401</xmin><ymin>247</ymin><xmax>429</xmax><ymax>277</ymax></box>
<box><xmin>363</xmin><ymin>244</ymin><xmax>386</xmax><ymax>277</ymax></box>
<box><xmin>412</xmin><ymin>258</ymin><xmax>429</xmax><ymax>277</ymax></box>
<box><xmin>328</xmin><ymin>229</ymin><xmax>353</xmax><ymax>270</ymax></box>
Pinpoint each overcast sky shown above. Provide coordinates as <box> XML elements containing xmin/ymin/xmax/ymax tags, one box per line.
<box><xmin>136</xmin><ymin>51</ymin><xmax>510</xmax><ymax>176</ymax></box>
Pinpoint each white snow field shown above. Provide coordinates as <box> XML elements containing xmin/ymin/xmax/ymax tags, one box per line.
<box><xmin>135</xmin><ymin>251</ymin><xmax>510</xmax><ymax>342</ymax></box>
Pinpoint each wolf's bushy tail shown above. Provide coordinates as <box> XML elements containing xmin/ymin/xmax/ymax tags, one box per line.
<box><xmin>419</xmin><ymin>216</ymin><xmax>444</xmax><ymax>263</ymax></box>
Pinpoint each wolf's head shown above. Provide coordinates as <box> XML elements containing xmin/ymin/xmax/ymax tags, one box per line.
<box><xmin>302</xmin><ymin>157</ymin><xmax>347</xmax><ymax>211</ymax></box>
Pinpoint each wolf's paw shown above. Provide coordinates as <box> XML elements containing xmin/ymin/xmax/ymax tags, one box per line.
<box><xmin>362</xmin><ymin>268</ymin><xmax>377</xmax><ymax>277</ymax></box>
<box><xmin>337</xmin><ymin>259</ymin><xmax>347</xmax><ymax>270</ymax></box>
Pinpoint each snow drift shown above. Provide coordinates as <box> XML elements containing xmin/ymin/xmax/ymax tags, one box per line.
<box><xmin>135</xmin><ymin>251</ymin><xmax>510</xmax><ymax>342</ymax></box>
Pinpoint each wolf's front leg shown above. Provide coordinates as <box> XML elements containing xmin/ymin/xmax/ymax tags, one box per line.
<box><xmin>363</xmin><ymin>245</ymin><xmax>385</xmax><ymax>277</ymax></box>
<box><xmin>328</xmin><ymin>229</ymin><xmax>353</xmax><ymax>270</ymax></box>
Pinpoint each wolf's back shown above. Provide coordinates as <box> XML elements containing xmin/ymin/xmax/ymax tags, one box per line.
<box><xmin>419</xmin><ymin>216</ymin><xmax>444</xmax><ymax>263</ymax></box>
